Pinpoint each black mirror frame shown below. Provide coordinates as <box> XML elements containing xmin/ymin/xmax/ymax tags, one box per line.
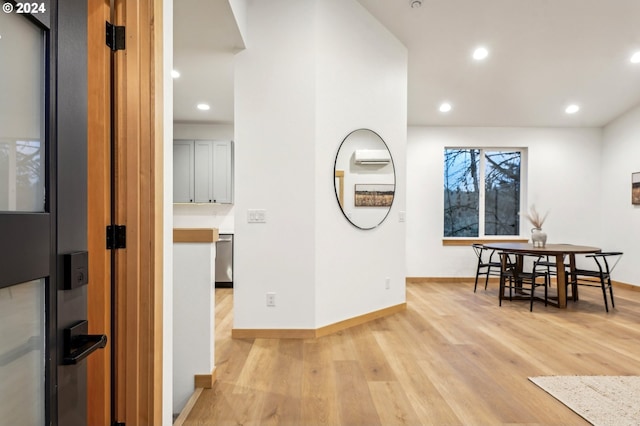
<box><xmin>333</xmin><ymin>128</ymin><xmax>396</xmax><ymax>230</ymax></box>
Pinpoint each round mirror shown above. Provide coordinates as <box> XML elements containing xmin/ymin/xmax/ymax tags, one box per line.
<box><xmin>334</xmin><ymin>129</ymin><xmax>396</xmax><ymax>230</ymax></box>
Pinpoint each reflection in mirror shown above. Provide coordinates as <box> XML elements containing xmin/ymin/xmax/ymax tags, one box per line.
<box><xmin>334</xmin><ymin>129</ymin><xmax>395</xmax><ymax>230</ymax></box>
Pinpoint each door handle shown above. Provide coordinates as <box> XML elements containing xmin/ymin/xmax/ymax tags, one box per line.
<box><xmin>63</xmin><ymin>320</ymin><xmax>107</xmax><ymax>365</ymax></box>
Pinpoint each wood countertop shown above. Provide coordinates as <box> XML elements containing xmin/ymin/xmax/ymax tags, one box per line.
<box><xmin>173</xmin><ymin>228</ymin><xmax>219</xmax><ymax>243</ymax></box>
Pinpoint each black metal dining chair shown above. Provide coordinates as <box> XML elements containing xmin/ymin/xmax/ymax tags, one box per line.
<box><xmin>498</xmin><ymin>252</ymin><xmax>549</xmax><ymax>311</ymax></box>
<box><xmin>536</xmin><ymin>254</ymin><xmax>568</xmax><ymax>278</ymax></box>
<box><xmin>567</xmin><ymin>252</ymin><xmax>623</xmax><ymax>312</ymax></box>
<box><xmin>472</xmin><ymin>243</ymin><xmax>502</xmax><ymax>292</ymax></box>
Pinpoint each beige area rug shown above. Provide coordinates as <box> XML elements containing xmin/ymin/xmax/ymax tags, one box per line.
<box><xmin>529</xmin><ymin>376</ymin><xmax>640</xmax><ymax>426</ymax></box>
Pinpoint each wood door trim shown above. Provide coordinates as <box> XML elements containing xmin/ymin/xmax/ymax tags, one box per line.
<box><xmin>86</xmin><ymin>0</ymin><xmax>164</xmax><ymax>423</ymax></box>
<box><xmin>87</xmin><ymin>1</ymin><xmax>112</xmax><ymax>425</ymax></box>
<box><xmin>112</xmin><ymin>0</ymin><xmax>164</xmax><ymax>423</ymax></box>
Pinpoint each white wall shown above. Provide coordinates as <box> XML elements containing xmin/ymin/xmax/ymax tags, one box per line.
<box><xmin>234</xmin><ymin>0</ymin><xmax>317</xmax><ymax>329</ymax></box>
<box><xmin>315</xmin><ymin>0</ymin><xmax>407</xmax><ymax>327</ymax></box>
<box><xmin>233</xmin><ymin>0</ymin><xmax>407</xmax><ymax>330</ymax></box>
<box><xmin>173</xmin><ymin>123</ymin><xmax>235</xmax><ymax>232</ymax></box>
<box><xmin>172</xmin><ymin>243</ymin><xmax>216</xmax><ymax>414</ymax></box>
<box><xmin>601</xmin><ymin>105</ymin><xmax>640</xmax><ymax>286</ymax></box>
<box><xmin>174</xmin><ymin>123</ymin><xmax>233</xmax><ymax>140</ymax></box>
<box><xmin>162</xmin><ymin>0</ymin><xmax>173</xmax><ymax>424</ymax></box>
<box><xmin>228</xmin><ymin>0</ymin><xmax>248</xmax><ymax>46</ymax></box>
<box><xmin>406</xmin><ymin>126</ymin><xmax>603</xmax><ymax>278</ymax></box>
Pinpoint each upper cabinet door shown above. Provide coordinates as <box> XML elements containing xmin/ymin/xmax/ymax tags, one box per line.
<box><xmin>194</xmin><ymin>140</ymin><xmax>214</xmax><ymax>203</ymax></box>
<box><xmin>173</xmin><ymin>141</ymin><xmax>194</xmax><ymax>203</ymax></box>
<box><xmin>173</xmin><ymin>140</ymin><xmax>234</xmax><ymax>204</ymax></box>
<box><xmin>212</xmin><ymin>141</ymin><xmax>233</xmax><ymax>204</ymax></box>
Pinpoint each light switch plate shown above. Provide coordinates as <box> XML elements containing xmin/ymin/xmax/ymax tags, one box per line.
<box><xmin>247</xmin><ymin>209</ymin><xmax>267</xmax><ymax>223</ymax></box>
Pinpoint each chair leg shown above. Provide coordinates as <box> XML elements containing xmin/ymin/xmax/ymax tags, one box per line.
<box><xmin>600</xmin><ymin>278</ymin><xmax>609</xmax><ymax>313</ymax></box>
<box><xmin>484</xmin><ymin>269</ymin><xmax>490</xmax><ymax>290</ymax></box>
<box><xmin>544</xmin><ymin>275</ymin><xmax>548</xmax><ymax>307</ymax></box>
<box><xmin>566</xmin><ymin>275</ymin><xmax>578</xmax><ymax>302</ymax></box>
<box><xmin>508</xmin><ymin>276</ymin><xmax>513</xmax><ymax>301</ymax></box>
<box><xmin>474</xmin><ymin>266</ymin><xmax>481</xmax><ymax>293</ymax></box>
<box><xmin>499</xmin><ymin>275</ymin><xmax>512</xmax><ymax>306</ymax></box>
<box><xmin>608</xmin><ymin>278</ymin><xmax>615</xmax><ymax>309</ymax></box>
<box><xmin>530</xmin><ymin>281</ymin><xmax>535</xmax><ymax>312</ymax></box>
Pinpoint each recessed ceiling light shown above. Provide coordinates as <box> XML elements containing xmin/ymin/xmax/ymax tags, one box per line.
<box><xmin>410</xmin><ymin>0</ymin><xmax>422</xmax><ymax>8</ymax></box>
<box><xmin>197</xmin><ymin>103</ymin><xmax>210</xmax><ymax>111</ymax></box>
<box><xmin>171</xmin><ymin>69</ymin><xmax>181</xmax><ymax>78</ymax></box>
<box><xmin>631</xmin><ymin>52</ymin><xmax>640</xmax><ymax>64</ymax></box>
<box><xmin>439</xmin><ymin>102</ymin><xmax>452</xmax><ymax>113</ymax></box>
<box><xmin>565</xmin><ymin>104</ymin><xmax>580</xmax><ymax>114</ymax></box>
<box><xmin>472</xmin><ymin>47</ymin><xmax>489</xmax><ymax>61</ymax></box>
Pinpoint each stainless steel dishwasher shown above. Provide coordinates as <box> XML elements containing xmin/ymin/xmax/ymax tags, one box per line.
<box><xmin>215</xmin><ymin>233</ymin><xmax>233</xmax><ymax>288</ymax></box>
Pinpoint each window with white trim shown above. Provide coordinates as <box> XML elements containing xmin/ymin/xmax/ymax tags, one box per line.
<box><xmin>444</xmin><ymin>148</ymin><xmax>523</xmax><ymax>237</ymax></box>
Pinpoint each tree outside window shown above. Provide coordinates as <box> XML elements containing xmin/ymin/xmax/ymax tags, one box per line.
<box><xmin>444</xmin><ymin>148</ymin><xmax>521</xmax><ymax>237</ymax></box>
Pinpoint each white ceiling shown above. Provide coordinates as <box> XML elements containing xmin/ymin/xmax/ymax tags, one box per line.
<box><xmin>173</xmin><ymin>0</ymin><xmax>640</xmax><ymax>127</ymax></box>
<box><xmin>173</xmin><ymin>0</ymin><xmax>243</xmax><ymax>124</ymax></box>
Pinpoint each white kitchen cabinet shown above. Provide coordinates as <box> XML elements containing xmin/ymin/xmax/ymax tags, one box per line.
<box><xmin>173</xmin><ymin>140</ymin><xmax>233</xmax><ymax>204</ymax></box>
<box><xmin>211</xmin><ymin>140</ymin><xmax>233</xmax><ymax>203</ymax></box>
<box><xmin>173</xmin><ymin>140</ymin><xmax>194</xmax><ymax>203</ymax></box>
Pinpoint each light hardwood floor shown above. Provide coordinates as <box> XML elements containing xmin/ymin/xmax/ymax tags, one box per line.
<box><xmin>183</xmin><ymin>281</ymin><xmax>640</xmax><ymax>425</ymax></box>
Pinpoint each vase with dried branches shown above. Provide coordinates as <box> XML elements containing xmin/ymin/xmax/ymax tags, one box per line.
<box><xmin>522</xmin><ymin>205</ymin><xmax>548</xmax><ymax>247</ymax></box>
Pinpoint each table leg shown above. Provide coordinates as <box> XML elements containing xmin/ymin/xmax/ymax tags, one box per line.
<box><xmin>555</xmin><ymin>255</ymin><xmax>567</xmax><ymax>308</ymax></box>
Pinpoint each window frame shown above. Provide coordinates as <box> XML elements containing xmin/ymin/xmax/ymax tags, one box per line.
<box><xmin>443</xmin><ymin>146</ymin><xmax>528</xmax><ymax>240</ymax></box>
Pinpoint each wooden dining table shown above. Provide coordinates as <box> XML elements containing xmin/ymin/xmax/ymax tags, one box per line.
<box><xmin>482</xmin><ymin>242</ymin><xmax>601</xmax><ymax>308</ymax></box>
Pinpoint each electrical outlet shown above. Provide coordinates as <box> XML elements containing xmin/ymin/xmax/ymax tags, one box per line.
<box><xmin>399</xmin><ymin>211</ymin><xmax>406</xmax><ymax>222</ymax></box>
<box><xmin>385</xmin><ymin>277</ymin><xmax>391</xmax><ymax>289</ymax></box>
<box><xmin>266</xmin><ymin>292</ymin><xmax>276</xmax><ymax>307</ymax></box>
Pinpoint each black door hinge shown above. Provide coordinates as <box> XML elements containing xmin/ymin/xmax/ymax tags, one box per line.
<box><xmin>106</xmin><ymin>225</ymin><xmax>126</xmax><ymax>250</ymax></box>
<box><xmin>106</xmin><ymin>21</ymin><xmax>126</xmax><ymax>51</ymax></box>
